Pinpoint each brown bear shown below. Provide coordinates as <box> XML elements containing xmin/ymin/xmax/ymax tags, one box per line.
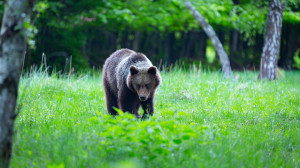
<box><xmin>102</xmin><ymin>48</ymin><xmax>161</xmax><ymax>118</ymax></box>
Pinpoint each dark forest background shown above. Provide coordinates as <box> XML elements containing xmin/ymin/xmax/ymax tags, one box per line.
<box><xmin>1</xmin><ymin>0</ymin><xmax>299</xmax><ymax>71</ymax></box>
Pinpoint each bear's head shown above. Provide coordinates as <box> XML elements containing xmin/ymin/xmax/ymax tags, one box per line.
<box><xmin>127</xmin><ymin>65</ymin><xmax>161</xmax><ymax>101</ymax></box>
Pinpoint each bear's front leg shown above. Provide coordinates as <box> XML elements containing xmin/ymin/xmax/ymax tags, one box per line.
<box><xmin>118</xmin><ymin>88</ymin><xmax>141</xmax><ymax>117</ymax></box>
<box><xmin>141</xmin><ymin>94</ymin><xmax>154</xmax><ymax>116</ymax></box>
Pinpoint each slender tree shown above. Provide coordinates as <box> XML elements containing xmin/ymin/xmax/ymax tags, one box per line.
<box><xmin>0</xmin><ymin>0</ymin><xmax>34</xmax><ymax>166</ymax></box>
<box><xmin>183</xmin><ymin>0</ymin><xmax>233</xmax><ymax>78</ymax></box>
<box><xmin>259</xmin><ymin>0</ymin><xmax>284</xmax><ymax>80</ymax></box>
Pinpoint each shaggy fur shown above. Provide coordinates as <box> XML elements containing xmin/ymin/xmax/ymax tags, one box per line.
<box><xmin>102</xmin><ymin>48</ymin><xmax>161</xmax><ymax>117</ymax></box>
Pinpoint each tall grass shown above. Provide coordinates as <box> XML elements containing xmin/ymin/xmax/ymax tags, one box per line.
<box><xmin>10</xmin><ymin>69</ymin><xmax>300</xmax><ymax>168</ymax></box>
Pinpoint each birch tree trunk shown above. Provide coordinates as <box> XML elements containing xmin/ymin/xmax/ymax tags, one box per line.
<box><xmin>183</xmin><ymin>0</ymin><xmax>233</xmax><ymax>78</ymax></box>
<box><xmin>0</xmin><ymin>0</ymin><xmax>33</xmax><ymax>166</ymax></box>
<box><xmin>259</xmin><ymin>0</ymin><xmax>284</xmax><ymax>80</ymax></box>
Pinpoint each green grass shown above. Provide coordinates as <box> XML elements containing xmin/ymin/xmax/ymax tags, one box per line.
<box><xmin>10</xmin><ymin>70</ymin><xmax>300</xmax><ymax>168</ymax></box>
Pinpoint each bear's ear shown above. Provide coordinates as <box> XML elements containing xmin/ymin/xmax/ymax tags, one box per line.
<box><xmin>148</xmin><ymin>66</ymin><xmax>157</xmax><ymax>75</ymax></box>
<box><xmin>130</xmin><ymin>66</ymin><xmax>139</xmax><ymax>75</ymax></box>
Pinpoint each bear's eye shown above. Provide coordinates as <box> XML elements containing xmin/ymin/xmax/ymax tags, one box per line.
<box><xmin>137</xmin><ymin>84</ymin><xmax>141</xmax><ymax>89</ymax></box>
<box><xmin>145</xmin><ymin>84</ymin><xmax>149</xmax><ymax>89</ymax></box>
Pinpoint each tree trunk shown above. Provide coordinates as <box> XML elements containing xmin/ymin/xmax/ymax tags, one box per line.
<box><xmin>183</xmin><ymin>0</ymin><xmax>233</xmax><ymax>78</ymax></box>
<box><xmin>259</xmin><ymin>0</ymin><xmax>284</xmax><ymax>80</ymax></box>
<box><xmin>0</xmin><ymin>0</ymin><xmax>33</xmax><ymax>166</ymax></box>
<box><xmin>133</xmin><ymin>31</ymin><xmax>140</xmax><ymax>51</ymax></box>
<box><xmin>165</xmin><ymin>33</ymin><xmax>174</xmax><ymax>64</ymax></box>
<box><xmin>279</xmin><ymin>24</ymin><xmax>297</xmax><ymax>69</ymax></box>
<box><xmin>198</xmin><ymin>31</ymin><xmax>207</xmax><ymax>60</ymax></box>
<box><xmin>230</xmin><ymin>30</ymin><xmax>239</xmax><ymax>54</ymax></box>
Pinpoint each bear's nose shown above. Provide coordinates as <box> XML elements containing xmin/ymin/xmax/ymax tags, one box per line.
<box><xmin>140</xmin><ymin>96</ymin><xmax>147</xmax><ymax>101</ymax></box>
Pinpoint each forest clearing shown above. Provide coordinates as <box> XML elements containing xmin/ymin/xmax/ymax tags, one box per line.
<box><xmin>1</xmin><ymin>0</ymin><xmax>300</xmax><ymax>167</ymax></box>
<box><xmin>9</xmin><ymin>70</ymin><xmax>300</xmax><ymax>168</ymax></box>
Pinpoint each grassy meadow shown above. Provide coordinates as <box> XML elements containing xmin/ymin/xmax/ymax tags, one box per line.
<box><xmin>10</xmin><ymin>69</ymin><xmax>300</xmax><ymax>168</ymax></box>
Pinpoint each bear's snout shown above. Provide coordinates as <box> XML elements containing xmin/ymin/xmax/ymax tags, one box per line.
<box><xmin>139</xmin><ymin>96</ymin><xmax>147</xmax><ymax>101</ymax></box>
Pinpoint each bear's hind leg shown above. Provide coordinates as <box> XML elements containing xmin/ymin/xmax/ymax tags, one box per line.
<box><xmin>104</xmin><ymin>88</ymin><xmax>118</xmax><ymax>115</ymax></box>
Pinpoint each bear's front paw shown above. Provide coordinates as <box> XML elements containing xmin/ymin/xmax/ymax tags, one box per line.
<box><xmin>141</xmin><ymin>113</ymin><xmax>149</xmax><ymax>120</ymax></box>
<box><xmin>135</xmin><ymin>113</ymin><xmax>142</xmax><ymax>118</ymax></box>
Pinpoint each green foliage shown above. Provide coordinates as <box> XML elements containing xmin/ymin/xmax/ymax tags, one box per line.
<box><xmin>10</xmin><ymin>70</ymin><xmax>300</xmax><ymax>167</ymax></box>
<box><xmin>23</xmin><ymin>20</ymin><xmax>38</xmax><ymax>49</ymax></box>
<box><xmin>293</xmin><ymin>49</ymin><xmax>300</xmax><ymax>69</ymax></box>
<box><xmin>33</xmin><ymin>0</ymin><xmax>300</xmax><ymax>32</ymax></box>
<box><xmin>40</xmin><ymin>0</ymin><xmax>269</xmax><ymax>35</ymax></box>
<box><xmin>3</xmin><ymin>0</ymin><xmax>294</xmax><ymax>69</ymax></box>
<box><xmin>3</xmin><ymin>0</ymin><xmax>299</xmax><ymax>69</ymax></box>
<box><xmin>22</xmin><ymin>1</ymin><xmax>49</xmax><ymax>49</ymax></box>
<box><xmin>0</xmin><ymin>1</ymin><xmax>5</xmax><ymax>19</ymax></box>
<box><xmin>284</xmin><ymin>12</ymin><xmax>300</xmax><ymax>24</ymax></box>
<box><xmin>0</xmin><ymin>1</ymin><xmax>4</xmax><ymax>18</ymax></box>
<box><xmin>34</xmin><ymin>1</ymin><xmax>49</xmax><ymax>13</ymax></box>
<box><xmin>206</xmin><ymin>42</ymin><xmax>216</xmax><ymax>63</ymax></box>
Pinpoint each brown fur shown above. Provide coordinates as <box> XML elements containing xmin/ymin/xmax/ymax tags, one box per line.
<box><xmin>102</xmin><ymin>48</ymin><xmax>161</xmax><ymax>117</ymax></box>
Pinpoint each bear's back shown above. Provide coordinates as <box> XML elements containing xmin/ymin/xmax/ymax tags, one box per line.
<box><xmin>103</xmin><ymin>48</ymin><xmax>135</xmax><ymax>73</ymax></box>
<box><xmin>102</xmin><ymin>49</ymin><xmax>134</xmax><ymax>95</ymax></box>
<box><xmin>102</xmin><ymin>48</ymin><xmax>152</xmax><ymax>96</ymax></box>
